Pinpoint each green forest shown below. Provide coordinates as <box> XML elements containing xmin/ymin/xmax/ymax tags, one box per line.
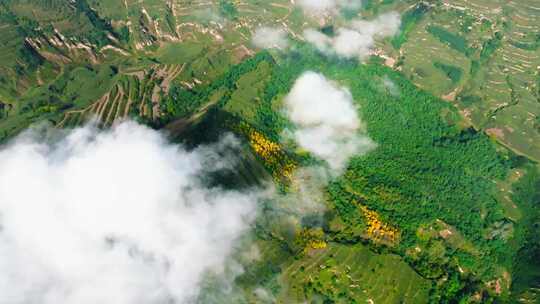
<box><xmin>167</xmin><ymin>44</ymin><xmax>540</xmax><ymax>303</ymax></box>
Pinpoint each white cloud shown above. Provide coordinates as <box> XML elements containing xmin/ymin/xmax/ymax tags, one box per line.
<box><xmin>284</xmin><ymin>72</ymin><xmax>376</xmax><ymax>172</ymax></box>
<box><xmin>252</xmin><ymin>27</ymin><xmax>289</xmax><ymax>49</ymax></box>
<box><xmin>0</xmin><ymin>122</ymin><xmax>262</xmax><ymax>304</ymax></box>
<box><xmin>349</xmin><ymin>11</ymin><xmax>401</xmax><ymax>36</ymax></box>
<box><xmin>297</xmin><ymin>0</ymin><xmax>337</xmax><ymax>13</ymax></box>
<box><xmin>382</xmin><ymin>75</ymin><xmax>400</xmax><ymax>97</ymax></box>
<box><xmin>304</xmin><ymin>12</ymin><xmax>401</xmax><ymax>59</ymax></box>
<box><xmin>297</xmin><ymin>0</ymin><xmax>363</xmax><ymax>15</ymax></box>
<box><xmin>253</xmin><ymin>287</ymin><xmax>275</xmax><ymax>303</ymax></box>
<box><xmin>303</xmin><ymin>28</ymin><xmax>332</xmax><ymax>52</ymax></box>
<box><xmin>332</xmin><ymin>27</ymin><xmax>373</xmax><ymax>58</ymax></box>
<box><xmin>339</xmin><ymin>0</ymin><xmax>363</xmax><ymax>10</ymax></box>
<box><xmin>241</xmin><ymin>244</ymin><xmax>261</xmax><ymax>263</ymax></box>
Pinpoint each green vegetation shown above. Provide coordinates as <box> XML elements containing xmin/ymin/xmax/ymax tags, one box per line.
<box><xmin>23</xmin><ymin>65</ymin><xmax>117</xmax><ymax>111</ymax></box>
<box><xmin>219</xmin><ymin>0</ymin><xmax>238</xmax><ymax>20</ymax></box>
<box><xmin>160</xmin><ymin>51</ymin><xmax>274</xmax><ymax>126</ymax></box>
<box><xmin>457</xmin><ymin>11</ymin><xmax>475</xmax><ymax>34</ymax></box>
<box><xmin>458</xmin><ymin>94</ymin><xmax>481</xmax><ymax>106</ymax></box>
<box><xmin>392</xmin><ymin>3</ymin><xmax>429</xmax><ymax>49</ymax></box>
<box><xmin>155</xmin><ymin>43</ymin><xmax>205</xmax><ymax>64</ymax></box>
<box><xmin>281</xmin><ymin>243</ymin><xmax>431</xmax><ymax>303</ymax></box>
<box><xmin>74</xmin><ymin>0</ymin><xmax>115</xmax><ymax>47</ymax></box>
<box><xmin>433</xmin><ymin>61</ymin><xmax>463</xmax><ymax>84</ymax></box>
<box><xmin>398</xmin><ymin>1</ymin><xmax>540</xmax><ymax>161</ymax></box>
<box><xmin>480</xmin><ymin>32</ymin><xmax>503</xmax><ymax>62</ymax></box>
<box><xmin>509</xmin><ymin>33</ymin><xmax>540</xmax><ymax>51</ymax></box>
<box><xmin>362</xmin><ymin>0</ymin><xmax>396</xmax><ymax>15</ymax></box>
<box><xmin>509</xmin><ymin>165</ymin><xmax>540</xmax><ymax>302</ymax></box>
<box><xmin>427</xmin><ymin>25</ymin><xmax>473</xmax><ymax>56</ymax></box>
<box><xmin>470</xmin><ymin>31</ymin><xmax>503</xmax><ymax>76</ymax></box>
<box><xmin>188</xmin><ymin>45</ymin><xmax>534</xmax><ymax>302</ymax></box>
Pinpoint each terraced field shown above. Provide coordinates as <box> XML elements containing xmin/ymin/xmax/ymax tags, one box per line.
<box><xmin>397</xmin><ymin>0</ymin><xmax>540</xmax><ymax>161</ymax></box>
<box><xmin>56</xmin><ymin>64</ymin><xmax>186</xmax><ymax>127</ymax></box>
<box><xmin>279</xmin><ymin>243</ymin><xmax>431</xmax><ymax>303</ymax></box>
<box><xmin>0</xmin><ymin>0</ymin><xmax>317</xmax><ymax>141</ymax></box>
<box><xmin>1</xmin><ymin>0</ymin><xmax>538</xmax><ymax>161</ymax></box>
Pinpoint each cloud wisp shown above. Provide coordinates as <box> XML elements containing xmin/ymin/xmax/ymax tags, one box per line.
<box><xmin>284</xmin><ymin>71</ymin><xmax>376</xmax><ymax>173</ymax></box>
<box><xmin>0</xmin><ymin>122</ymin><xmax>262</xmax><ymax>304</ymax></box>
<box><xmin>252</xmin><ymin>27</ymin><xmax>289</xmax><ymax>49</ymax></box>
<box><xmin>296</xmin><ymin>0</ymin><xmax>363</xmax><ymax>15</ymax></box>
<box><xmin>304</xmin><ymin>12</ymin><xmax>401</xmax><ymax>59</ymax></box>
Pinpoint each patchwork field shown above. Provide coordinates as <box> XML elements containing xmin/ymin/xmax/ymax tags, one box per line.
<box><xmin>279</xmin><ymin>243</ymin><xmax>431</xmax><ymax>303</ymax></box>
<box><xmin>395</xmin><ymin>0</ymin><xmax>540</xmax><ymax>161</ymax></box>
